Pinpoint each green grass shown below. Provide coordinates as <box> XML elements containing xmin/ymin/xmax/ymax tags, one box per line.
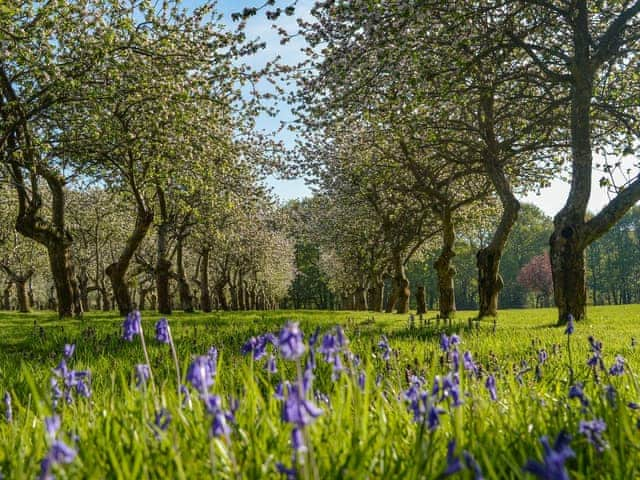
<box><xmin>1</xmin><ymin>306</ymin><xmax>640</xmax><ymax>479</ymax></box>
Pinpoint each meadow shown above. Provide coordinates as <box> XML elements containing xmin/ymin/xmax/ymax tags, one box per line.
<box><xmin>1</xmin><ymin>306</ymin><xmax>640</xmax><ymax>479</ymax></box>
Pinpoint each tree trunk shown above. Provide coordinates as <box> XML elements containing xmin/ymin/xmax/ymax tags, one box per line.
<box><xmin>78</xmin><ymin>266</ymin><xmax>89</xmax><ymax>312</ymax></box>
<box><xmin>215</xmin><ymin>281</ymin><xmax>228</xmax><ymax>311</ymax></box>
<box><xmin>354</xmin><ymin>283</ymin><xmax>368</xmax><ymax>311</ymax></box>
<box><xmin>106</xmin><ymin>204</ymin><xmax>153</xmax><ymax>316</ymax></box>
<box><xmin>2</xmin><ymin>282</ymin><xmax>11</xmax><ymax>310</ymax></box>
<box><xmin>550</xmin><ymin>229</ymin><xmax>586</xmax><ymax>321</ymax></box>
<box><xmin>392</xmin><ymin>252</ymin><xmax>410</xmax><ymax>314</ymax></box>
<box><xmin>200</xmin><ymin>249</ymin><xmax>212</xmax><ymax>313</ymax></box>
<box><xmin>47</xmin><ymin>241</ymin><xmax>83</xmax><ymax>318</ymax></box>
<box><xmin>434</xmin><ymin>210</ymin><xmax>456</xmax><ymax>319</ymax></box>
<box><xmin>368</xmin><ymin>277</ymin><xmax>384</xmax><ymax>312</ymax></box>
<box><xmin>176</xmin><ymin>236</ymin><xmax>194</xmax><ymax>313</ymax></box>
<box><xmin>14</xmin><ymin>279</ymin><xmax>28</xmax><ymax>313</ymax></box>
<box><xmin>416</xmin><ymin>285</ymin><xmax>427</xmax><ymax>315</ymax></box>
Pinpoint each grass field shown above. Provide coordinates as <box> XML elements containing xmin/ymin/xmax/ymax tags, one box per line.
<box><xmin>1</xmin><ymin>306</ymin><xmax>640</xmax><ymax>479</ymax></box>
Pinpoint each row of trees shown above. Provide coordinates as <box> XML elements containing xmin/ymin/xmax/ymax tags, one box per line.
<box><xmin>0</xmin><ymin>0</ymin><xmax>296</xmax><ymax>317</ymax></box>
<box><xmin>281</xmin><ymin>0</ymin><xmax>640</xmax><ymax>323</ymax></box>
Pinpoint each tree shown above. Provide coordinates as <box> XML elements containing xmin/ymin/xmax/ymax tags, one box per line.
<box><xmin>517</xmin><ymin>252</ymin><xmax>553</xmax><ymax>307</ymax></box>
<box><xmin>508</xmin><ymin>0</ymin><xmax>640</xmax><ymax>322</ymax></box>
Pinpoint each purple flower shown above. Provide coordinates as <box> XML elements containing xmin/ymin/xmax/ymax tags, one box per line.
<box><xmin>211</xmin><ymin>411</ymin><xmax>231</xmax><ymax>438</ymax></box>
<box><xmin>451</xmin><ymin>349</ymin><xmax>460</xmax><ymax>371</ymax></box>
<box><xmin>276</xmin><ymin>462</ymin><xmax>298</xmax><ymax>479</ymax></box>
<box><xmin>523</xmin><ymin>432</ymin><xmax>574</xmax><ymax>480</ymax></box>
<box><xmin>579</xmin><ymin>419</ymin><xmax>607</xmax><ymax>452</ymax></box>
<box><xmin>186</xmin><ymin>356</ymin><xmax>215</xmax><ymax>394</ymax></box>
<box><xmin>292</xmin><ymin>426</ymin><xmax>306</xmax><ymax>451</ymax></box>
<box><xmin>155</xmin><ymin>318</ymin><xmax>170</xmax><ymax>344</ymax></box>
<box><xmin>568</xmin><ymin>383</ymin><xmax>589</xmax><ymax>408</ymax></box>
<box><xmin>318</xmin><ymin>333</ymin><xmax>339</xmax><ymax>361</ymax></box>
<box><xmin>63</xmin><ymin>344</ymin><xmax>75</xmax><ymax>359</ymax></box>
<box><xmin>463</xmin><ymin>451</ymin><xmax>484</xmax><ymax>480</ymax></box>
<box><xmin>266</xmin><ymin>354</ymin><xmax>278</xmax><ymax>374</ymax></box>
<box><xmin>485</xmin><ymin>375</ymin><xmax>497</xmax><ymax>401</ymax></box>
<box><xmin>378</xmin><ymin>335</ymin><xmax>391</xmax><ymax>361</ymax></box>
<box><xmin>154</xmin><ymin>408</ymin><xmax>172</xmax><ymax>432</ymax></box>
<box><xmin>443</xmin><ymin>440</ymin><xmax>463</xmax><ymax>476</ymax></box>
<box><xmin>357</xmin><ymin>371</ymin><xmax>366</xmax><ymax>391</ymax></box>
<box><xmin>44</xmin><ymin>415</ymin><xmax>61</xmax><ymax>439</ymax></box>
<box><xmin>49</xmin><ymin>440</ymin><xmax>77</xmax><ymax>463</ymax></box>
<box><xmin>274</xmin><ymin>382</ymin><xmax>287</xmax><ymax>401</ymax></box>
<box><xmin>427</xmin><ymin>404</ymin><xmax>445</xmax><ymax>430</ymax></box>
<box><xmin>463</xmin><ymin>351</ymin><xmax>478</xmax><ymax>374</ymax></box>
<box><xmin>564</xmin><ymin>315</ymin><xmax>574</xmax><ymax>335</ymax></box>
<box><xmin>241</xmin><ymin>334</ymin><xmax>273</xmax><ymax>360</ymax></box>
<box><xmin>123</xmin><ymin>311</ymin><xmax>142</xmax><ymax>341</ymax></box>
<box><xmin>3</xmin><ymin>392</ymin><xmax>11</xmax><ymax>423</ymax></box>
<box><xmin>282</xmin><ymin>385</ymin><xmax>323</xmax><ymax>427</ymax></box>
<box><xmin>450</xmin><ymin>334</ymin><xmax>461</xmax><ymax>346</ymax></box>
<box><xmin>207</xmin><ymin>347</ymin><xmax>218</xmax><ymax>377</ymax></box>
<box><xmin>135</xmin><ymin>364</ymin><xmax>151</xmax><ymax>389</ymax></box>
<box><xmin>609</xmin><ymin>355</ymin><xmax>625</xmax><ymax>376</ymax></box>
<box><xmin>604</xmin><ymin>385</ymin><xmax>617</xmax><ymax>407</ymax></box>
<box><xmin>75</xmin><ymin>379</ymin><xmax>91</xmax><ymax>398</ymax></box>
<box><xmin>180</xmin><ymin>384</ymin><xmax>192</xmax><ymax>408</ymax></box>
<box><xmin>440</xmin><ymin>334</ymin><xmax>450</xmax><ymax>352</ymax></box>
<box><xmin>278</xmin><ymin>323</ymin><xmax>306</xmax><ymax>360</ymax></box>
<box><xmin>538</xmin><ymin>349</ymin><xmax>548</xmax><ymax>365</ymax></box>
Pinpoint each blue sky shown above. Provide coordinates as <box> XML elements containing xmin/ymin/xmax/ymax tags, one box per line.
<box><xmin>200</xmin><ymin>1</ymin><xmax>618</xmax><ymax>219</ymax></box>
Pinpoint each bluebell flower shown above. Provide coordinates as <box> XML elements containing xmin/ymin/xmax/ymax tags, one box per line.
<box><xmin>241</xmin><ymin>334</ymin><xmax>273</xmax><ymax>360</ymax></box>
<box><xmin>186</xmin><ymin>356</ymin><xmax>215</xmax><ymax>394</ymax></box>
<box><xmin>427</xmin><ymin>404</ymin><xmax>446</xmax><ymax>430</ymax></box>
<box><xmin>122</xmin><ymin>311</ymin><xmax>142</xmax><ymax>341</ymax></box>
<box><xmin>485</xmin><ymin>375</ymin><xmax>497</xmax><ymax>401</ymax></box>
<box><xmin>276</xmin><ymin>462</ymin><xmax>298</xmax><ymax>479</ymax></box>
<box><xmin>564</xmin><ymin>315</ymin><xmax>574</xmax><ymax>335</ymax></box>
<box><xmin>3</xmin><ymin>392</ymin><xmax>11</xmax><ymax>423</ymax></box>
<box><xmin>309</xmin><ymin>327</ymin><xmax>320</xmax><ymax>348</ymax></box>
<box><xmin>579</xmin><ymin>419</ymin><xmax>607</xmax><ymax>452</ymax></box>
<box><xmin>451</xmin><ymin>349</ymin><xmax>460</xmax><ymax>371</ymax></box>
<box><xmin>378</xmin><ymin>335</ymin><xmax>391</xmax><ymax>361</ymax></box>
<box><xmin>282</xmin><ymin>385</ymin><xmax>323</xmax><ymax>427</ymax></box>
<box><xmin>274</xmin><ymin>382</ymin><xmax>287</xmax><ymax>401</ymax></box>
<box><xmin>155</xmin><ymin>318</ymin><xmax>170</xmax><ymax>344</ymax></box>
<box><xmin>318</xmin><ymin>333</ymin><xmax>339</xmax><ymax>361</ymax></box>
<box><xmin>135</xmin><ymin>364</ymin><xmax>151</xmax><ymax>389</ymax></box>
<box><xmin>44</xmin><ymin>415</ymin><xmax>61</xmax><ymax>439</ymax></box>
<box><xmin>336</xmin><ymin>326</ymin><xmax>347</xmax><ymax>347</ymax></box>
<box><xmin>38</xmin><ymin>439</ymin><xmax>77</xmax><ymax>480</ymax></box>
<box><xmin>75</xmin><ymin>379</ymin><xmax>91</xmax><ymax>398</ymax></box>
<box><xmin>207</xmin><ymin>347</ymin><xmax>218</xmax><ymax>376</ymax></box>
<box><xmin>291</xmin><ymin>426</ymin><xmax>306</xmax><ymax>451</ymax></box>
<box><xmin>450</xmin><ymin>334</ymin><xmax>461</xmax><ymax>346</ymax></box>
<box><xmin>63</xmin><ymin>344</ymin><xmax>75</xmax><ymax>359</ymax></box>
<box><xmin>211</xmin><ymin>411</ymin><xmax>232</xmax><ymax>438</ymax></box>
<box><xmin>154</xmin><ymin>408</ymin><xmax>172</xmax><ymax>432</ymax></box>
<box><xmin>266</xmin><ymin>354</ymin><xmax>278</xmax><ymax>374</ymax></box>
<box><xmin>463</xmin><ymin>351</ymin><xmax>478</xmax><ymax>374</ymax></box>
<box><xmin>568</xmin><ymin>383</ymin><xmax>589</xmax><ymax>408</ymax></box>
<box><xmin>357</xmin><ymin>371</ymin><xmax>366</xmax><ymax>391</ymax></box>
<box><xmin>278</xmin><ymin>323</ymin><xmax>306</xmax><ymax>360</ymax></box>
<box><xmin>609</xmin><ymin>355</ymin><xmax>625</xmax><ymax>376</ymax></box>
<box><xmin>538</xmin><ymin>349</ymin><xmax>548</xmax><ymax>365</ymax></box>
<box><xmin>523</xmin><ymin>432</ymin><xmax>574</xmax><ymax>480</ymax></box>
<box><xmin>604</xmin><ymin>385</ymin><xmax>617</xmax><ymax>407</ymax></box>
<box><xmin>440</xmin><ymin>334</ymin><xmax>450</xmax><ymax>352</ymax></box>
<box><xmin>443</xmin><ymin>440</ymin><xmax>463</xmax><ymax>476</ymax></box>
<box><xmin>463</xmin><ymin>451</ymin><xmax>484</xmax><ymax>480</ymax></box>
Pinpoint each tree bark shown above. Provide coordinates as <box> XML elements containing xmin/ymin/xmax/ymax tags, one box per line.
<box><xmin>215</xmin><ymin>281</ymin><xmax>228</xmax><ymax>311</ymax></box>
<box><xmin>416</xmin><ymin>285</ymin><xmax>427</xmax><ymax>315</ymax></box>
<box><xmin>368</xmin><ymin>277</ymin><xmax>384</xmax><ymax>312</ymax></box>
<box><xmin>78</xmin><ymin>266</ymin><xmax>89</xmax><ymax>312</ymax></box>
<box><xmin>476</xmin><ymin>91</ymin><xmax>521</xmax><ymax>318</ymax></box>
<box><xmin>392</xmin><ymin>251</ymin><xmax>410</xmax><ymax>314</ymax></box>
<box><xmin>106</xmin><ymin>202</ymin><xmax>153</xmax><ymax>316</ymax></box>
<box><xmin>434</xmin><ymin>210</ymin><xmax>456</xmax><ymax>319</ymax></box>
<box><xmin>199</xmin><ymin>249</ymin><xmax>212</xmax><ymax>312</ymax></box>
<box><xmin>354</xmin><ymin>282</ymin><xmax>368</xmax><ymax>311</ymax></box>
<box><xmin>176</xmin><ymin>235</ymin><xmax>194</xmax><ymax>312</ymax></box>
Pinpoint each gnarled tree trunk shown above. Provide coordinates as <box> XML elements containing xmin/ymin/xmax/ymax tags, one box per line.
<box><xmin>416</xmin><ymin>285</ymin><xmax>427</xmax><ymax>315</ymax></box>
<box><xmin>392</xmin><ymin>251</ymin><xmax>410</xmax><ymax>314</ymax></box>
<box><xmin>434</xmin><ymin>209</ymin><xmax>456</xmax><ymax>319</ymax></box>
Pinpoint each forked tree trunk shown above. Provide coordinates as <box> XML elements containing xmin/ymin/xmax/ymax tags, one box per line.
<box><xmin>106</xmin><ymin>204</ymin><xmax>153</xmax><ymax>316</ymax></box>
<box><xmin>476</xmin><ymin>92</ymin><xmax>521</xmax><ymax>318</ymax></box>
<box><xmin>434</xmin><ymin>210</ymin><xmax>456</xmax><ymax>319</ymax></box>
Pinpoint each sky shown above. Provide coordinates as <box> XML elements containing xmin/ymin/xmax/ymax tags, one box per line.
<box><xmin>210</xmin><ymin>1</ymin><xmax>621</xmax><ymax>219</ymax></box>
